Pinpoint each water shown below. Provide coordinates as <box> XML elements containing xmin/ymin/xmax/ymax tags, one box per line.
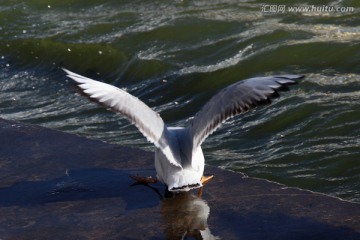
<box><xmin>1</xmin><ymin>0</ymin><xmax>359</xmax><ymax>203</ymax></box>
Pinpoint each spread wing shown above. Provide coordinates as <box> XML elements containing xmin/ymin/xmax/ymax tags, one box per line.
<box><xmin>187</xmin><ymin>75</ymin><xmax>303</xmax><ymax>150</ymax></box>
<box><xmin>63</xmin><ymin>69</ymin><xmax>182</xmax><ymax>168</ymax></box>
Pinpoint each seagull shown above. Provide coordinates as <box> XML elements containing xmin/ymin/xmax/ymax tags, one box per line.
<box><xmin>64</xmin><ymin>68</ymin><xmax>302</xmax><ymax>192</ymax></box>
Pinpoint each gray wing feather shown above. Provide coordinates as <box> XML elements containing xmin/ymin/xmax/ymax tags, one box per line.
<box><xmin>63</xmin><ymin>69</ymin><xmax>182</xmax><ymax>168</ymax></box>
<box><xmin>186</xmin><ymin>75</ymin><xmax>303</xmax><ymax>150</ymax></box>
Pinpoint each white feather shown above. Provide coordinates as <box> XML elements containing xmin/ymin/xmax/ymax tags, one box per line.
<box><xmin>64</xmin><ymin>68</ymin><xmax>302</xmax><ymax>191</ymax></box>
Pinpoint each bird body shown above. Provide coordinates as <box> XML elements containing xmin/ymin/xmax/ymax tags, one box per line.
<box><xmin>155</xmin><ymin>127</ymin><xmax>205</xmax><ymax>191</ymax></box>
<box><xmin>64</xmin><ymin>68</ymin><xmax>302</xmax><ymax>191</ymax></box>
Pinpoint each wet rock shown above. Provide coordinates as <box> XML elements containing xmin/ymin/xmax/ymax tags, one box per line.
<box><xmin>0</xmin><ymin>118</ymin><xmax>359</xmax><ymax>239</ymax></box>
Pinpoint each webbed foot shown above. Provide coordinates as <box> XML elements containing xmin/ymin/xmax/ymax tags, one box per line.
<box><xmin>198</xmin><ymin>175</ymin><xmax>214</xmax><ymax>197</ymax></box>
<box><xmin>201</xmin><ymin>175</ymin><xmax>214</xmax><ymax>185</ymax></box>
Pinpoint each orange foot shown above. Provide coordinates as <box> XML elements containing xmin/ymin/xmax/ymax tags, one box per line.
<box><xmin>198</xmin><ymin>175</ymin><xmax>214</xmax><ymax>197</ymax></box>
<box><xmin>130</xmin><ymin>175</ymin><xmax>158</xmax><ymax>184</ymax></box>
<box><xmin>201</xmin><ymin>175</ymin><xmax>214</xmax><ymax>185</ymax></box>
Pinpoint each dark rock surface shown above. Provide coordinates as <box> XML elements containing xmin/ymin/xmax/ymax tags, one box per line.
<box><xmin>0</xmin><ymin>118</ymin><xmax>359</xmax><ymax>239</ymax></box>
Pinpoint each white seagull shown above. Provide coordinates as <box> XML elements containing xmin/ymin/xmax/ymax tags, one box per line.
<box><xmin>64</xmin><ymin>68</ymin><xmax>302</xmax><ymax>192</ymax></box>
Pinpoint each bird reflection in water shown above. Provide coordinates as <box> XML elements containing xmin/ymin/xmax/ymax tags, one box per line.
<box><xmin>161</xmin><ymin>191</ymin><xmax>220</xmax><ymax>240</ymax></box>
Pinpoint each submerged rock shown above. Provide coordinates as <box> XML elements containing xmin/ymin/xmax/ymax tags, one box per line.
<box><xmin>0</xmin><ymin>118</ymin><xmax>359</xmax><ymax>239</ymax></box>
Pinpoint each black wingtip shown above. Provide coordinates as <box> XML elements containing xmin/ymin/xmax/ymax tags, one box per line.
<box><xmin>273</xmin><ymin>75</ymin><xmax>305</xmax><ymax>90</ymax></box>
<box><xmin>276</xmin><ymin>75</ymin><xmax>305</xmax><ymax>84</ymax></box>
<box><xmin>275</xmin><ymin>74</ymin><xmax>305</xmax><ymax>79</ymax></box>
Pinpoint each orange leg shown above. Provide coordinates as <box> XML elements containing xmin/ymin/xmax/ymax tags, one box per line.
<box><xmin>198</xmin><ymin>175</ymin><xmax>214</xmax><ymax>197</ymax></box>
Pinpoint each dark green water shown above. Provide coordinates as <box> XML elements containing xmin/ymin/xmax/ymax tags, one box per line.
<box><xmin>1</xmin><ymin>0</ymin><xmax>360</xmax><ymax>202</ymax></box>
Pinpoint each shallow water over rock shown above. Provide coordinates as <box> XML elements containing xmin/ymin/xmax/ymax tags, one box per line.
<box><xmin>1</xmin><ymin>118</ymin><xmax>359</xmax><ymax>239</ymax></box>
